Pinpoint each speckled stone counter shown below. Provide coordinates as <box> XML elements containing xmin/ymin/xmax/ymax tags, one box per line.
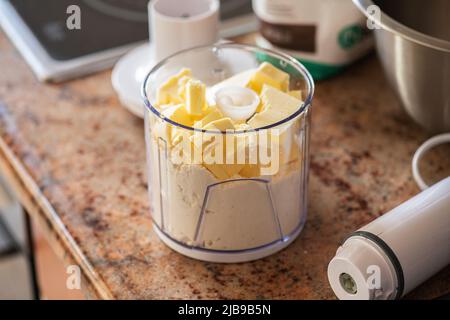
<box><xmin>0</xmin><ymin>31</ymin><xmax>449</xmax><ymax>299</ymax></box>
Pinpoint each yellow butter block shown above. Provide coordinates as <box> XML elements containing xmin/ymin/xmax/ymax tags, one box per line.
<box><xmin>223</xmin><ymin>146</ymin><xmax>246</xmax><ymax>176</ymax></box>
<box><xmin>247</xmin><ymin>111</ymin><xmax>281</xmax><ymax>129</ymax></box>
<box><xmin>204</xmin><ymin>163</ymin><xmax>230</xmax><ymax>180</ymax></box>
<box><xmin>261</xmin><ymin>85</ymin><xmax>302</xmax><ymax>117</ymax></box>
<box><xmin>159</xmin><ymin>104</ymin><xmax>193</xmax><ymax>145</ymax></box>
<box><xmin>239</xmin><ymin>164</ymin><xmax>261</xmax><ymax>178</ymax></box>
<box><xmin>197</xmin><ymin>117</ymin><xmax>243</xmax><ymax>180</ymax></box>
<box><xmin>177</xmin><ymin>76</ymin><xmax>193</xmax><ymax>101</ymax></box>
<box><xmin>203</xmin><ymin>117</ymin><xmax>235</xmax><ymax>132</ymax></box>
<box><xmin>224</xmin><ymin>137</ymin><xmax>246</xmax><ymax>177</ymax></box>
<box><xmin>245</xmin><ymin>85</ymin><xmax>303</xmax><ymax>175</ymax></box>
<box><xmin>224</xmin><ymin>163</ymin><xmax>244</xmax><ymax>178</ymax></box>
<box><xmin>232</xmin><ymin>132</ymin><xmax>261</xmax><ymax>178</ymax></box>
<box><xmin>237</xmin><ymin>139</ymin><xmax>281</xmax><ymax>178</ymax></box>
<box><xmin>199</xmin><ymin>117</ymin><xmax>235</xmax><ymax>153</ymax></box>
<box><xmin>248</xmin><ymin>85</ymin><xmax>302</xmax><ymax>128</ymax></box>
<box><xmin>248</xmin><ymin>72</ymin><xmax>282</xmax><ymax>94</ymax></box>
<box><xmin>161</xmin><ymin>103</ymin><xmax>193</xmax><ymax>127</ymax></box>
<box><xmin>259</xmin><ymin>62</ymin><xmax>290</xmax><ymax>91</ymax></box>
<box><xmin>185</xmin><ymin>79</ymin><xmax>206</xmax><ymax>116</ymax></box>
<box><xmin>192</xmin><ymin>137</ymin><xmax>229</xmax><ymax>180</ymax></box>
<box><xmin>269</xmin><ymin>124</ymin><xmax>293</xmax><ymax>164</ymax></box>
<box><xmin>203</xmin><ymin>141</ymin><xmax>243</xmax><ymax>179</ymax></box>
<box><xmin>247</xmin><ymin>62</ymin><xmax>290</xmax><ymax>94</ymax></box>
<box><xmin>156</xmin><ymin>68</ymin><xmax>192</xmax><ymax>106</ymax></box>
<box><xmin>194</xmin><ymin>107</ymin><xmax>224</xmax><ymax>129</ymax></box>
<box><xmin>154</xmin><ymin>122</ymin><xmax>188</xmax><ymax>147</ymax></box>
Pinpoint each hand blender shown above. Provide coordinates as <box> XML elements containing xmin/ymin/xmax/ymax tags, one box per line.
<box><xmin>328</xmin><ymin>134</ymin><xmax>450</xmax><ymax>300</ymax></box>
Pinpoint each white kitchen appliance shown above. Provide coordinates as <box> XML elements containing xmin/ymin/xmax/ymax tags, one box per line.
<box><xmin>328</xmin><ymin>134</ymin><xmax>450</xmax><ymax>300</ymax></box>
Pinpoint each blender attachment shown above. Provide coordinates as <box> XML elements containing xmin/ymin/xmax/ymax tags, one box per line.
<box><xmin>328</xmin><ymin>135</ymin><xmax>450</xmax><ymax>299</ymax></box>
<box><xmin>142</xmin><ymin>44</ymin><xmax>314</xmax><ymax>263</ymax></box>
<box><xmin>151</xmin><ymin>0</ymin><xmax>220</xmax><ymax>62</ymax></box>
<box><xmin>111</xmin><ymin>0</ymin><xmax>219</xmax><ymax>117</ymax></box>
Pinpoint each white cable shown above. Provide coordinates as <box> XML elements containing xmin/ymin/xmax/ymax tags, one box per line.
<box><xmin>412</xmin><ymin>133</ymin><xmax>450</xmax><ymax>191</ymax></box>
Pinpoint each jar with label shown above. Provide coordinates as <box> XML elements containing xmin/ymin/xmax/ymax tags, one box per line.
<box><xmin>253</xmin><ymin>0</ymin><xmax>373</xmax><ymax>80</ymax></box>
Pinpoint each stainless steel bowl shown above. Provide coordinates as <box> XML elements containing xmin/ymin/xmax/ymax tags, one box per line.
<box><xmin>354</xmin><ymin>0</ymin><xmax>450</xmax><ymax>133</ymax></box>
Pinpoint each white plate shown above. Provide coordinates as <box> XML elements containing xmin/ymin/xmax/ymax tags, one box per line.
<box><xmin>112</xmin><ymin>41</ymin><xmax>256</xmax><ymax>119</ymax></box>
<box><xmin>111</xmin><ymin>42</ymin><xmax>155</xmax><ymax>118</ymax></box>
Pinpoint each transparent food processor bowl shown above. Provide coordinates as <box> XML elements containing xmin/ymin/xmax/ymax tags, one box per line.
<box><xmin>142</xmin><ymin>43</ymin><xmax>314</xmax><ymax>262</ymax></box>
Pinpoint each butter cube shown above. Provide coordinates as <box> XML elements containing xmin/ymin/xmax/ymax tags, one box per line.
<box><xmin>248</xmin><ymin>85</ymin><xmax>302</xmax><ymax>128</ymax></box>
<box><xmin>204</xmin><ymin>162</ymin><xmax>230</xmax><ymax>180</ymax></box>
<box><xmin>193</xmin><ymin>107</ymin><xmax>224</xmax><ymax>129</ymax></box>
<box><xmin>185</xmin><ymin>79</ymin><xmax>206</xmax><ymax>116</ymax></box>
<box><xmin>177</xmin><ymin>76</ymin><xmax>193</xmax><ymax>101</ymax></box>
<box><xmin>200</xmin><ymin>117</ymin><xmax>235</xmax><ymax>152</ymax></box>
<box><xmin>202</xmin><ymin>139</ymin><xmax>243</xmax><ymax>180</ymax></box>
<box><xmin>189</xmin><ymin>118</ymin><xmax>227</xmax><ymax>158</ymax></box>
<box><xmin>237</xmin><ymin>133</ymin><xmax>263</xmax><ymax>178</ymax></box>
<box><xmin>247</xmin><ymin>111</ymin><xmax>281</xmax><ymax>129</ymax></box>
<box><xmin>223</xmin><ymin>163</ymin><xmax>244</xmax><ymax>178</ymax></box>
<box><xmin>161</xmin><ymin>103</ymin><xmax>193</xmax><ymax>126</ymax></box>
<box><xmin>200</xmin><ymin>118</ymin><xmax>243</xmax><ymax>180</ymax></box>
<box><xmin>223</xmin><ymin>154</ymin><xmax>245</xmax><ymax>177</ymax></box>
<box><xmin>159</xmin><ymin>104</ymin><xmax>193</xmax><ymax>145</ymax></box>
<box><xmin>203</xmin><ymin>117</ymin><xmax>235</xmax><ymax>132</ymax></box>
<box><xmin>246</xmin><ymin>86</ymin><xmax>303</xmax><ymax>175</ymax></box>
<box><xmin>239</xmin><ymin>164</ymin><xmax>261</xmax><ymax>178</ymax></box>
<box><xmin>247</xmin><ymin>62</ymin><xmax>290</xmax><ymax>94</ymax></box>
<box><xmin>191</xmin><ymin>134</ymin><xmax>230</xmax><ymax>180</ymax></box>
<box><xmin>156</xmin><ymin>68</ymin><xmax>192</xmax><ymax>106</ymax></box>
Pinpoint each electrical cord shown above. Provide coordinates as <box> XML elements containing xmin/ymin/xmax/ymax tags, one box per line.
<box><xmin>412</xmin><ymin>133</ymin><xmax>450</xmax><ymax>191</ymax></box>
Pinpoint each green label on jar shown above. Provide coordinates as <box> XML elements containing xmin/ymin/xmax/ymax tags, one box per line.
<box><xmin>338</xmin><ymin>25</ymin><xmax>365</xmax><ymax>50</ymax></box>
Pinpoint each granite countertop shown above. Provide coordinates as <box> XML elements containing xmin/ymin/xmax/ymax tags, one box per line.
<box><xmin>0</xmin><ymin>31</ymin><xmax>449</xmax><ymax>299</ymax></box>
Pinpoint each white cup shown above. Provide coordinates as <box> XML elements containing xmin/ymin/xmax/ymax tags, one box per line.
<box><xmin>149</xmin><ymin>0</ymin><xmax>220</xmax><ymax>62</ymax></box>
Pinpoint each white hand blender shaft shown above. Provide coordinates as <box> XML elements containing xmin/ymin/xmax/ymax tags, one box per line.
<box><xmin>328</xmin><ymin>177</ymin><xmax>450</xmax><ymax>300</ymax></box>
<box><xmin>360</xmin><ymin>176</ymin><xmax>450</xmax><ymax>296</ymax></box>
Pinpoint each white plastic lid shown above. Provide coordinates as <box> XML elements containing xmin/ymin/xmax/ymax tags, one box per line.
<box><xmin>215</xmin><ymin>86</ymin><xmax>260</xmax><ymax>121</ymax></box>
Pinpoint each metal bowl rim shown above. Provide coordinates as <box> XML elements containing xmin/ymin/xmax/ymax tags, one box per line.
<box><xmin>353</xmin><ymin>0</ymin><xmax>450</xmax><ymax>53</ymax></box>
